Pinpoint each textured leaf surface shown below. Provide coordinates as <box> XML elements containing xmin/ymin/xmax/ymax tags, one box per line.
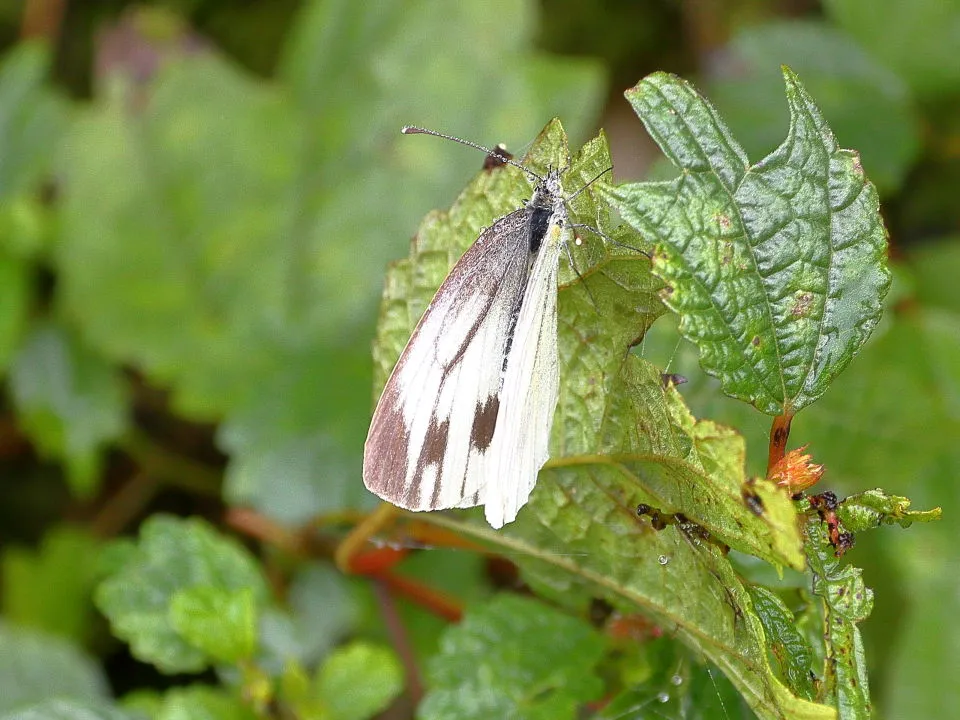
<box><xmin>314</xmin><ymin>642</ymin><xmax>403</xmax><ymax>720</ymax></box>
<box><xmin>9</xmin><ymin>323</ymin><xmax>128</xmax><ymax>496</ymax></box>
<box><xmin>419</xmin><ymin>595</ymin><xmax>605</xmax><ymax>720</ymax></box>
<box><xmin>748</xmin><ymin>586</ymin><xmax>816</xmax><ymax>700</ymax></box>
<box><xmin>805</xmin><ymin>518</ymin><xmax>872</xmax><ymax>719</ymax></box>
<box><xmin>168</xmin><ymin>586</ymin><xmax>258</xmax><ymax>664</ymax></box>
<box><xmin>0</xmin><ymin>623</ymin><xmax>108</xmax><ymax>715</ymax></box>
<box><xmin>95</xmin><ymin>516</ymin><xmax>269</xmax><ymax>673</ymax></box>
<box><xmin>640</xmin><ymin>258</ymin><xmax>960</xmax><ymax>716</ymax></box>
<box><xmin>373</xmin><ymin>122</ymin><xmax>819</xmax><ymax>717</ymax></box>
<box><xmin>608</xmin><ymin>69</ymin><xmax>890</xmax><ymax>416</ymax></box>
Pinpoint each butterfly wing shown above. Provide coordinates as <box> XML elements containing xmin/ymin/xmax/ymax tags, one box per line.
<box><xmin>481</xmin><ymin>218</ymin><xmax>564</xmax><ymax>528</ymax></box>
<box><xmin>363</xmin><ymin>209</ymin><xmax>533</xmax><ymax>511</ymax></box>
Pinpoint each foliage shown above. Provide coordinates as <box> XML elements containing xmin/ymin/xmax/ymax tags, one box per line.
<box><xmin>0</xmin><ymin>1</ymin><xmax>955</xmax><ymax>720</ymax></box>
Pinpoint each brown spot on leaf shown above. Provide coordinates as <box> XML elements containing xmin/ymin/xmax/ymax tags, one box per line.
<box><xmin>792</xmin><ymin>291</ymin><xmax>814</xmax><ymax>317</ymax></box>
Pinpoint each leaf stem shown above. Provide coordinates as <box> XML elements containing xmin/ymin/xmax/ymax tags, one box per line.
<box><xmin>767</xmin><ymin>413</ymin><xmax>793</xmax><ymax>476</ymax></box>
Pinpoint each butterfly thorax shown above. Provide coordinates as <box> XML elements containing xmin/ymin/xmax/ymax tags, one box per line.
<box><xmin>525</xmin><ymin>170</ymin><xmax>565</xmax><ymax>253</ymax></box>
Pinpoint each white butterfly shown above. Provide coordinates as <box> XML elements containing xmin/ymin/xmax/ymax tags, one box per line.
<box><xmin>363</xmin><ymin>127</ymin><xmax>581</xmax><ymax>528</ymax></box>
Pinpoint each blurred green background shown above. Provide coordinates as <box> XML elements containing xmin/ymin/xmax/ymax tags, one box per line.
<box><xmin>0</xmin><ymin>0</ymin><xmax>956</xmax><ymax>718</ymax></box>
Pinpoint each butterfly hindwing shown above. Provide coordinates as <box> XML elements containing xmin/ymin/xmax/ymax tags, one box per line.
<box><xmin>482</xmin><ymin>216</ymin><xmax>564</xmax><ymax>527</ymax></box>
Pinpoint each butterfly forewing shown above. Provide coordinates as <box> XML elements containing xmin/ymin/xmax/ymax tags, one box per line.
<box><xmin>363</xmin><ymin>208</ymin><xmax>535</xmax><ymax>510</ymax></box>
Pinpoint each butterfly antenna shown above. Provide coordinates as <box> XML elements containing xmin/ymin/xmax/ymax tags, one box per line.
<box><xmin>567</xmin><ymin>165</ymin><xmax>613</xmax><ymax>201</ymax></box>
<box><xmin>401</xmin><ymin>126</ymin><xmax>543</xmax><ymax>181</ymax></box>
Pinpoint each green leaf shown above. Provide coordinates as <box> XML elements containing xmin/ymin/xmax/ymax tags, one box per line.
<box><xmin>0</xmin><ymin>42</ymin><xmax>61</xmax><ymax>374</ymax></box>
<box><xmin>9</xmin><ymin>322</ymin><xmax>129</xmax><ymax>497</ymax></box>
<box><xmin>0</xmin><ymin>622</ymin><xmax>108</xmax><ymax>715</ymax></box>
<box><xmin>705</xmin><ymin>21</ymin><xmax>921</xmax><ymax>195</ymax></box>
<box><xmin>1</xmin><ymin>526</ymin><xmax>101</xmax><ymax>644</ymax></box>
<box><xmin>804</xmin><ymin>518</ymin><xmax>873</xmax><ymax>718</ymax></box>
<box><xmin>747</xmin><ymin>586</ymin><xmax>816</xmax><ymax>700</ymax></box>
<box><xmin>607</xmin><ymin>69</ymin><xmax>890</xmax><ymax>416</ymax></box>
<box><xmin>835</xmin><ymin>489</ymin><xmax>942</xmax><ymax>532</ymax></box>
<box><xmin>258</xmin><ymin>563</ymin><xmax>359</xmax><ymax>673</ymax></box>
<box><xmin>168</xmin><ymin>586</ymin><xmax>258</xmax><ymax>664</ymax></box>
<box><xmin>56</xmin><ymin>55</ymin><xmax>302</xmax><ymax>419</ymax></box>
<box><xmin>122</xmin><ymin>685</ymin><xmax>258</xmax><ymax>720</ymax></box>
<box><xmin>373</xmin><ymin>121</ymin><xmax>818</xmax><ymax>717</ymax></box>
<box><xmin>95</xmin><ymin>515</ymin><xmax>270</xmax><ymax>674</ymax></box>
<box><xmin>0</xmin><ymin>41</ymin><xmax>67</xmax><ymax>202</ymax></box>
<box><xmin>314</xmin><ymin>642</ymin><xmax>403</xmax><ymax>720</ymax></box>
<box><xmin>596</xmin><ymin>641</ymin><xmax>756</xmax><ymax>719</ymax></box>
<box><xmin>53</xmin><ymin>1</ymin><xmax>605</xmax><ymax>524</ymax></box>
<box><xmin>822</xmin><ymin>0</ymin><xmax>960</xmax><ymax>98</ymax></box>
<box><xmin>385</xmin><ymin>124</ymin><xmax>803</xmax><ymax>570</ymax></box>
<box><xmin>642</xmin><ymin>276</ymin><xmax>959</xmax><ymax>715</ymax></box>
<box><xmin>0</xmin><ymin>700</ymin><xmax>135</xmax><ymax>720</ymax></box>
<box><xmin>431</xmin><ymin>510</ymin><xmax>831</xmax><ymax>720</ymax></box>
<box><xmin>392</xmin><ymin>548</ymin><xmax>491</xmax><ymax>665</ymax></box>
<box><xmin>420</xmin><ymin>595</ymin><xmax>606</xmax><ymax>720</ymax></box>
<box><xmin>0</xmin><ymin>253</ymin><xmax>30</xmax><ymax>373</ymax></box>
<box><xmin>218</xmin><ymin>342</ymin><xmax>375</xmax><ymax>525</ymax></box>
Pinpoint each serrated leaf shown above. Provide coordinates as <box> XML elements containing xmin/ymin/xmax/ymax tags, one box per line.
<box><xmin>607</xmin><ymin>69</ymin><xmax>890</xmax><ymax>416</ymax></box>
<box><xmin>0</xmin><ymin>622</ymin><xmax>108</xmax><ymax>715</ymax></box>
<box><xmin>314</xmin><ymin>642</ymin><xmax>403</xmax><ymax>720</ymax></box>
<box><xmin>9</xmin><ymin>323</ymin><xmax>129</xmax><ymax>497</ymax></box>
<box><xmin>122</xmin><ymin>685</ymin><xmax>258</xmax><ymax>720</ymax></box>
<box><xmin>429</xmin><ymin>509</ymin><xmax>832</xmax><ymax>720</ymax></box>
<box><xmin>168</xmin><ymin>586</ymin><xmax>258</xmax><ymax>664</ymax></box>
<box><xmin>420</xmin><ymin>595</ymin><xmax>606</xmax><ymax>720</ymax></box>
<box><xmin>835</xmin><ymin>488</ymin><xmax>941</xmax><ymax>532</ymax></box>
<box><xmin>372</xmin><ymin>122</ymin><xmax>817</xmax><ymax>716</ymax></box>
<box><xmin>1</xmin><ymin>526</ymin><xmax>101</xmax><ymax>644</ymax></box>
<box><xmin>748</xmin><ymin>586</ymin><xmax>816</xmax><ymax>700</ymax></box>
<box><xmin>643</xmin><ymin>274</ymin><xmax>959</xmax><ymax>715</ymax></box>
<box><xmin>804</xmin><ymin>518</ymin><xmax>873</xmax><ymax>718</ymax></box>
<box><xmin>95</xmin><ymin>516</ymin><xmax>269</xmax><ymax>674</ymax></box>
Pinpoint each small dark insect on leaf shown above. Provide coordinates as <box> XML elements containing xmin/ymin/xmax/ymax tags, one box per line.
<box><xmin>808</xmin><ymin>491</ymin><xmax>856</xmax><ymax>557</ymax></box>
<box><xmin>741</xmin><ymin>478</ymin><xmax>765</xmax><ymax>516</ymax></box>
<box><xmin>636</xmin><ymin>503</ymin><xmax>667</xmax><ymax>531</ymax></box>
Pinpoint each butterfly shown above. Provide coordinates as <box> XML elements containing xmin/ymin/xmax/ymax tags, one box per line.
<box><xmin>363</xmin><ymin>126</ymin><xmax>598</xmax><ymax>528</ymax></box>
